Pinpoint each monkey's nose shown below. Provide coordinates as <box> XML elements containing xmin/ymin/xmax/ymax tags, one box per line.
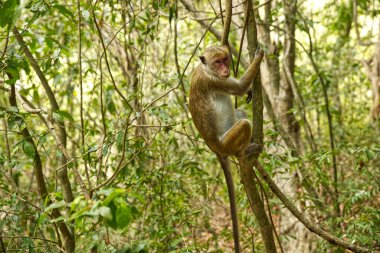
<box><xmin>223</xmin><ymin>70</ymin><xmax>230</xmax><ymax>77</ymax></box>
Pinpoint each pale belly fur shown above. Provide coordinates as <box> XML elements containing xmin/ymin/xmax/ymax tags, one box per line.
<box><xmin>213</xmin><ymin>93</ymin><xmax>236</xmax><ymax>137</ymax></box>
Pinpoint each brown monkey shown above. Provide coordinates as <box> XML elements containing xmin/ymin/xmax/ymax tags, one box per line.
<box><xmin>189</xmin><ymin>45</ymin><xmax>264</xmax><ymax>253</ymax></box>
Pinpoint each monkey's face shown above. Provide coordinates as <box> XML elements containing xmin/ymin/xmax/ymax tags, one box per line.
<box><xmin>200</xmin><ymin>46</ymin><xmax>231</xmax><ymax>78</ymax></box>
<box><xmin>200</xmin><ymin>55</ymin><xmax>231</xmax><ymax>78</ymax></box>
<box><xmin>212</xmin><ymin>56</ymin><xmax>231</xmax><ymax>78</ymax></box>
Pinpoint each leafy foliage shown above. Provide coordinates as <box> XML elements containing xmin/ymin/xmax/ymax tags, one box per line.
<box><xmin>0</xmin><ymin>0</ymin><xmax>379</xmax><ymax>252</ymax></box>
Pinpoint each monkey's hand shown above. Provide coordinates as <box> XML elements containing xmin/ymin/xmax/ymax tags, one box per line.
<box><xmin>245</xmin><ymin>90</ymin><xmax>253</xmax><ymax>103</ymax></box>
<box><xmin>255</xmin><ymin>47</ymin><xmax>264</xmax><ymax>58</ymax></box>
<box><xmin>245</xmin><ymin>48</ymin><xmax>264</xmax><ymax>104</ymax></box>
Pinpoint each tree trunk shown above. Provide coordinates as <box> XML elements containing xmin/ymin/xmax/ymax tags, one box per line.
<box><xmin>241</xmin><ymin>1</ymin><xmax>277</xmax><ymax>252</ymax></box>
<box><xmin>369</xmin><ymin>22</ymin><xmax>380</xmax><ymax>120</ymax></box>
<box><xmin>278</xmin><ymin>0</ymin><xmax>301</xmax><ymax>151</ymax></box>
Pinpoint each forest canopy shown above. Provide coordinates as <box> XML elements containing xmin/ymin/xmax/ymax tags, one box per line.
<box><xmin>0</xmin><ymin>0</ymin><xmax>379</xmax><ymax>252</ymax></box>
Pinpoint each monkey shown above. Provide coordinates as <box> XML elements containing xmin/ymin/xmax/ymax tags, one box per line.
<box><xmin>189</xmin><ymin>45</ymin><xmax>264</xmax><ymax>253</ymax></box>
<box><xmin>189</xmin><ymin>45</ymin><xmax>264</xmax><ymax>158</ymax></box>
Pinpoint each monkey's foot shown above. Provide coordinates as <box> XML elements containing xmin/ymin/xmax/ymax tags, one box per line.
<box><xmin>243</xmin><ymin>143</ymin><xmax>263</xmax><ymax>157</ymax></box>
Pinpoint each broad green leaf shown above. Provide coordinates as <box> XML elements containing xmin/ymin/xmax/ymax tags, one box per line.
<box><xmin>102</xmin><ymin>188</ymin><xmax>126</xmax><ymax>206</ymax></box>
<box><xmin>116</xmin><ymin>203</ymin><xmax>132</xmax><ymax>229</ymax></box>
<box><xmin>22</xmin><ymin>141</ymin><xmax>35</xmax><ymax>159</ymax></box>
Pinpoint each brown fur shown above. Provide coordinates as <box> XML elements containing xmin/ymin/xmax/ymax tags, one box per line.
<box><xmin>189</xmin><ymin>46</ymin><xmax>264</xmax><ymax>157</ymax></box>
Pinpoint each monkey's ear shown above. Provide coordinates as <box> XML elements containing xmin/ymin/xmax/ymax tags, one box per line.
<box><xmin>199</xmin><ymin>56</ymin><xmax>206</xmax><ymax>64</ymax></box>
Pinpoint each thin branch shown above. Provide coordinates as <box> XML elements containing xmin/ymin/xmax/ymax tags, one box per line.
<box><xmin>239</xmin><ymin>1</ymin><xmax>277</xmax><ymax>252</ymax></box>
<box><xmin>129</xmin><ymin>14</ymin><xmax>219</xmax><ymax>125</ymax></box>
<box><xmin>235</xmin><ymin>4</ymin><xmax>250</xmax><ymax>77</ymax></box>
<box><xmin>91</xmin><ymin>1</ymin><xmax>133</xmax><ymax>111</ymax></box>
<box><xmin>296</xmin><ymin>13</ymin><xmax>339</xmax><ymax>214</ymax></box>
<box><xmin>0</xmin><ymin>30</ymin><xmax>9</xmax><ymax>61</ymax></box>
<box><xmin>256</xmin><ymin>174</ymin><xmax>285</xmax><ymax>253</ymax></box>
<box><xmin>0</xmin><ymin>233</ymin><xmax>6</xmax><ymax>253</ymax></box>
<box><xmin>77</xmin><ymin>0</ymin><xmax>92</xmax><ymax>192</ymax></box>
<box><xmin>174</xmin><ymin>0</ymin><xmax>187</xmax><ymax>103</ymax></box>
<box><xmin>353</xmin><ymin>0</ymin><xmax>374</xmax><ymax>46</ymax></box>
<box><xmin>14</xmin><ymin>88</ymin><xmax>90</xmax><ymax>201</ymax></box>
<box><xmin>221</xmin><ymin>0</ymin><xmax>232</xmax><ymax>46</ymax></box>
<box><xmin>1</xmin><ymin>236</ymin><xmax>59</xmax><ymax>245</ymax></box>
<box><xmin>262</xmin><ymin>21</ymin><xmax>340</xmax><ymax>209</ymax></box>
<box><xmin>12</xmin><ymin>27</ymin><xmax>75</xmax><ymax>204</ymax></box>
<box><xmin>97</xmin><ymin>60</ymin><xmax>107</xmax><ymax>182</ymax></box>
<box><xmin>91</xmin><ymin>126</ymin><xmax>160</xmax><ymax>192</ymax></box>
<box><xmin>6</xmin><ymin>80</ymin><xmax>75</xmax><ymax>253</ymax></box>
<box><xmin>234</xmin><ymin>3</ymin><xmax>250</xmax><ymax>107</ymax></box>
<box><xmin>254</xmin><ymin>160</ymin><xmax>372</xmax><ymax>253</ymax></box>
<box><xmin>180</xmin><ymin>0</ymin><xmax>249</xmax><ymax>67</ymax></box>
<box><xmin>218</xmin><ymin>0</ymin><xmax>224</xmax><ymax>25</ymax></box>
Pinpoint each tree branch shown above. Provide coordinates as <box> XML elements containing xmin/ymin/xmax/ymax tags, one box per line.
<box><xmin>221</xmin><ymin>0</ymin><xmax>232</xmax><ymax>46</ymax></box>
<box><xmin>254</xmin><ymin>160</ymin><xmax>372</xmax><ymax>253</ymax></box>
<box><xmin>12</xmin><ymin>28</ymin><xmax>75</xmax><ymax>204</ymax></box>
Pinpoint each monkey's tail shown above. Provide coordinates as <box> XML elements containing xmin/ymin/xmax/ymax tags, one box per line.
<box><xmin>216</xmin><ymin>154</ymin><xmax>241</xmax><ymax>253</ymax></box>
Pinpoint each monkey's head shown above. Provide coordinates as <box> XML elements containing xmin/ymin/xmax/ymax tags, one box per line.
<box><xmin>200</xmin><ymin>46</ymin><xmax>231</xmax><ymax>78</ymax></box>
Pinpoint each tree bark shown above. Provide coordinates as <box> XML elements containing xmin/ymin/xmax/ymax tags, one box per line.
<box><xmin>278</xmin><ymin>0</ymin><xmax>301</xmax><ymax>151</ymax></box>
<box><xmin>368</xmin><ymin>22</ymin><xmax>380</xmax><ymax>120</ymax></box>
<box><xmin>240</xmin><ymin>1</ymin><xmax>277</xmax><ymax>252</ymax></box>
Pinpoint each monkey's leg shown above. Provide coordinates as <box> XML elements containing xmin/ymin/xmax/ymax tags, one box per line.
<box><xmin>221</xmin><ymin>119</ymin><xmax>263</xmax><ymax>157</ymax></box>
<box><xmin>221</xmin><ymin>119</ymin><xmax>252</xmax><ymax>156</ymax></box>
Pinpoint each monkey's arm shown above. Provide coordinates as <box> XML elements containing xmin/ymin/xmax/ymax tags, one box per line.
<box><xmin>213</xmin><ymin>49</ymin><xmax>264</xmax><ymax>96</ymax></box>
<box><xmin>241</xmin><ymin>48</ymin><xmax>264</xmax><ymax>81</ymax></box>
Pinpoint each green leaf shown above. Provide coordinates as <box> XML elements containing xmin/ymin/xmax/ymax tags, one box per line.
<box><xmin>45</xmin><ymin>200</ymin><xmax>66</xmax><ymax>212</ymax></box>
<box><xmin>116</xmin><ymin>203</ymin><xmax>132</xmax><ymax>229</ymax></box>
<box><xmin>116</xmin><ymin>130</ymin><xmax>124</xmax><ymax>150</ymax></box>
<box><xmin>365</xmin><ymin>149</ymin><xmax>375</xmax><ymax>160</ymax></box>
<box><xmin>54</xmin><ymin>110</ymin><xmax>75</xmax><ymax>122</ymax></box>
<box><xmin>152</xmin><ymin>1</ymin><xmax>158</xmax><ymax>10</ymax></box>
<box><xmin>98</xmin><ymin>206</ymin><xmax>112</xmax><ymax>220</ymax></box>
<box><xmin>37</xmin><ymin>213</ymin><xmax>47</xmax><ymax>225</ymax></box>
<box><xmin>81</xmin><ymin>9</ymin><xmax>90</xmax><ymax>21</ymax></box>
<box><xmin>52</xmin><ymin>4</ymin><xmax>74</xmax><ymax>20</ymax></box>
<box><xmin>0</xmin><ymin>0</ymin><xmax>20</xmax><ymax>29</ymax></box>
<box><xmin>170</xmin><ymin>238</ymin><xmax>182</xmax><ymax>247</ymax></box>
<box><xmin>116</xmin><ymin>242</ymin><xmax>148</xmax><ymax>253</ymax></box>
<box><xmin>88</xmin><ymin>145</ymin><xmax>99</xmax><ymax>153</ymax></box>
<box><xmin>102</xmin><ymin>188</ymin><xmax>126</xmax><ymax>206</ymax></box>
<box><xmin>169</xmin><ymin>5</ymin><xmax>175</xmax><ymax>23</ymax></box>
<box><xmin>50</xmin><ymin>216</ymin><xmax>65</xmax><ymax>222</ymax></box>
<box><xmin>106</xmin><ymin>99</ymin><xmax>116</xmax><ymax>115</ymax></box>
<box><xmin>130</xmin><ymin>242</ymin><xmax>148</xmax><ymax>253</ymax></box>
<box><xmin>4</xmin><ymin>64</ymin><xmax>20</xmax><ymax>84</ymax></box>
<box><xmin>22</xmin><ymin>141</ymin><xmax>35</xmax><ymax>159</ymax></box>
<box><xmin>30</xmin><ymin>0</ymin><xmax>47</xmax><ymax>13</ymax></box>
